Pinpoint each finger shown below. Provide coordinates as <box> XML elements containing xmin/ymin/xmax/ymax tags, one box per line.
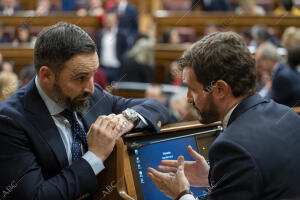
<box><xmin>176</xmin><ymin>156</ymin><xmax>186</xmax><ymax>180</ymax></box>
<box><xmin>188</xmin><ymin>145</ymin><xmax>203</xmax><ymax>162</ymax></box>
<box><xmin>161</xmin><ymin>160</ymin><xmax>178</xmax><ymax>167</ymax></box>
<box><xmin>147</xmin><ymin>167</ymin><xmax>165</xmax><ymax>178</ymax></box>
<box><xmin>157</xmin><ymin>165</ymin><xmax>177</xmax><ymax>172</ymax></box>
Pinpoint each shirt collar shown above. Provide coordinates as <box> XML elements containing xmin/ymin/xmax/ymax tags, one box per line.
<box><xmin>35</xmin><ymin>76</ymin><xmax>64</xmax><ymax>116</ymax></box>
<box><xmin>118</xmin><ymin>0</ymin><xmax>127</xmax><ymax>13</ymax></box>
<box><xmin>222</xmin><ymin>104</ymin><xmax>238</xmax><ymax>130</ymax></box>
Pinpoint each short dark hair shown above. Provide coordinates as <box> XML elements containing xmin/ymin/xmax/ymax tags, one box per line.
<box><xmin>34</xmin><ymin>22</ymin><xmax>96</xmax><ymax>73</ymax></box>
<box><xmin>178</xmin><ymin>32</ymin><xmax>256</xmax><ymax>97</ymax></box>
<box><xmin>287</xmin><ymin>45</ymin><xmax>300</xmax><ymax>70</ymax></box>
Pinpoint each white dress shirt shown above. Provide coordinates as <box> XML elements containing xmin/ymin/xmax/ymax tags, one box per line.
<box><xmin>35</xmin><ymin>77</ymin><xmax>104</xmax><ymax>175</ymax></box>
<box><xmin>100</xmin><ymin>27</ymin><xmax>120</xmax><ymax>68</ymax></box>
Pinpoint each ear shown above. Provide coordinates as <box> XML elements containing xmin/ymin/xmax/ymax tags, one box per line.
<box><xmin>39</xmin><ymin>66</ymin><xmax>55</xmax><ymax>86</ymax></box>
<box><xmin>213</xmin><ymin>80</ymin><xmax>230</xmax><ymax>99</ymax></box>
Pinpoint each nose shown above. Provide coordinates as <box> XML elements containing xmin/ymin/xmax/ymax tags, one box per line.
<box><xmin>186</xmin><ymin>88</ymin><xmax>194</xmax><ymax>104</ymax></box>
<box><xmin>84</xmin><ymin>76</ymin><xmax>95</xmax><ymax>94</ymax></box>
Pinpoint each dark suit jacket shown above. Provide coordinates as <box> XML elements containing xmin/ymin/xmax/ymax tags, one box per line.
<box><xmin>208</xmin><ymin>94</ymin><xmax>300</xmax><ymax>200</ymax></box>
<box><xmin>191</xmin><ymin>0</ymin><xmax>231</xmax><ymax>11</ymax></box>
<box><xmin>0</xmin><ymin>79</ymin><xmax>172</xmax><ymax>199</ymax></box>
<box><xmin>268</xmin><ymin>63</ymin><xmax>300</xmax><ymax>107</ymax></box>
<box><xmin>96</xmin><ymin>28</ymin><xmax>128</xmax><ymax>66</ymax></box>
<box><xmin>118</xmin><ymin>3</ymin><xmax>138</xmax><ymax>46</ymax></box>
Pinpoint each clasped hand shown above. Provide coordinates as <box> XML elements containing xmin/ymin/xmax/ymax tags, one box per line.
<box><xmin>87</xmin><ymin>113</ymin><xmax>134</xmax><ymax>161</ymax></box>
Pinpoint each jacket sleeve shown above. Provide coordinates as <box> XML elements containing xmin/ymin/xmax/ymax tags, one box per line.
<box><xmin>0</xmin><ymin>115</ymin><xmax>98</xmax><ymax>200</ymax></box>
<box><xmin>208</xmin><ymin>139</ymin><xmax>263</xmax><ymax>200</ymax></box>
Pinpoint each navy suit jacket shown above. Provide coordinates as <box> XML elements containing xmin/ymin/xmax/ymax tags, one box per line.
<box><xmin>118</xmin><ymin>3</ymin><xmax>138</xmax><ymax>46</ymax></box>
<box><xmin>96</xmin><ymin>28</ymin><xmax>128</xmax><ymax>65</ymax></box>
<box><xmin>208</xmin><ymin>94</ymin><xmax>300</xmax><ymax>199</ymax></box>
<box><xmin>0</xmin><ymin>79</ymin><xmax>172</xmax><ymax>199</ymax></box>
<box><xmin>268</xmin><ymin>63</ymin><xmax>300</xmax><ymax>107</ymax></box>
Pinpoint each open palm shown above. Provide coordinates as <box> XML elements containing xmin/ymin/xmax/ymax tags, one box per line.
<box><xmin>158</xmin><ymin>145</ymin><xmax>210</xmax><ymax>187</ymax></box>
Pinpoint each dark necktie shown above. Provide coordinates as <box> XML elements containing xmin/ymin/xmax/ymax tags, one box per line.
<box><xmin>60</xmin><ymin>110</ymin><xmax>88</xmax><ymax>162</ymax></box>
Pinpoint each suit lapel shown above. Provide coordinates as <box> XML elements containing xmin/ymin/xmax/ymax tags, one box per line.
<box><xmin>23</xmin><ymin>80</ymin><xmax>69</xmax><ymax>169</ymax></box>
<box><xmin>228</xmin><ymin>94</ymin><xmax>268</xmax><ymax>127</ymax></box>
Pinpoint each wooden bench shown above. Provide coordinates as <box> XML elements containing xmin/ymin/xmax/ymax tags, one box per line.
<box><xmin>154</xmin><ymin>11</ymin><xmax>300</xmax><ymax>42</ymax></box>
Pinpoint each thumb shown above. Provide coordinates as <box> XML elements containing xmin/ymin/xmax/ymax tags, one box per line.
<box><xmin>188</xmin><ymin>145</ymin><xmax>204</xmax><ymax>162</ymax></box>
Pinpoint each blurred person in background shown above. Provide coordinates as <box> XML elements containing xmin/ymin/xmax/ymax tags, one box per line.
<box><xmin>12</xmin><ymin>24</ymin><xmax>37</xmax><ymax>48</ymax></box>
<box><xmin>0</xmin><ymin>23</ymin><xmax>9</xmax><ymax>43</ymax></box>
<box><xmin>166</xmin><ymin>61</ymin><xmax>183</xmax><ymax>86</ymax></box>
<box><xmin>203</xmin><ymin>23</ymin><xmax>220</xmax><ymax>37</ymax></box>
<box><xmin>0</xmin><ymin>71</ymin><xmax>18</xmax><ymax>103</ymax></box>
<box><xmin>275</xmin><ymin>0</ymin><xmax>300</xmax><ymax>16</ymax></box>
<box><xmin>19</xmin><ymin>64</ymin><xmax>36</xmax><ymax>88</ymax></box>
<box><xmin>119</xmin><ymin>36</ymin><xmax>154</xmax><ymax>83</ymax></box>
<box><xmin>256</xmin><ymin>42</ymin><xmax>300</xmax><ymax>107</ymax></box>
<box><xmin>281</xmin><ymin>26</ymin><xmax>300</xmax><ymax>49</ymax></box>
<box><xmin>235</xmin><ymin>0</ymin><xmax>265</xmax><ymax>15</ymax></box>
<box><xmin>35</xmin><ymin>0</ymin><xmax>51</xmax><ymax>16</ymax></box>
<box><xmin>191</xmin><ymin>0</ymin><xmax>231</xmax><ymax>11</ymax></box>
<box><xmin>0</xmin><ymin>0</ymin><xmax>21</xmax><ymax>16</ymax></box>
<box><xmin>114</xmin><ymin>0</ymin><xmax>138</xmax><ymax>47</ymax></box>
<box><xmin>0</xmin><ymin>53</ymin><xmax>14</xmax><ymax>73</ymax></box>
<box><xmin>162</xmin><ymin>28</ymin><xmax>182</xmax><ymax>44</ymax></box>
<box><xmin>239</xmin><ymin>27</ymin><xmax>254</xmax><ymax>46</ymax></box>
<box><xmin>96</xmin><ymin>10</ymin><xmax>128</xmax><ymax>83</ymax></box>
<box><xmin>170</xmin><ymin>91</ymin><xmax>198</xmax><ymax>122</ymax></box>
<box><xmin>145</xmin><ymin>84</ymin><xmax>165</xmax><ymax>105</ymax></box>
<box><xmin>287</xmin><ymin>45</ymin><xmax>300</xmax><ymax>73</ymax></box>
<box><xmin>251</xmin><ymin>24</ymin><xmax>281</xmax><ymax>47</ymax></box>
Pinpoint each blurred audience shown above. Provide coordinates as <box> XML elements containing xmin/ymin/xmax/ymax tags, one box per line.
<box><xmin>115</xmin><ymin>0</ymin><xmax>138</xmax><ymax>47</ymax></box>
<box><xmin>145</xmin><ymin>84</ymin><xmax>166</xmax><ymax>105</ymax></box>
<box><xmin>0</xmin><ymin>53</ymin><xmax>14</xmax><ymax>73</ymax></box>
<box><xmin>0</xmin><ymin>23</ymin><xmax>9</xmax><ymax>43</ymax></box>
<box><xmin>256</xmin><ymin>42</ymin><xmax>300</xmax><ymax>107</ymax></box>
<box><xmin>191</xmin><ymin>0</ymin><xmax>231</xmax><ymax>11</ymax></box>
<box><xmin>166</xmin><ymin>61</ymin><xmax>183</xmax><ymax>86</ymax></box>
<box><xmin>235</xmin><ymin>0</ymin><xmax>266</xmax><ymax>15</ymax></box>
<box><xmin>119</xmin><ymin>36</ymin><xmax>154</xmax><ymax>83</ymax></box>
<box><xmin>281</xmin><ymin>26</ymin><xmax>300</xmax><ymax>49</ymax></box>
<box><xmin>203</xmin><ymin>23</ymin><xmax>220</xmax><ymax>36</ymax></box>
<box><xmin>170</xmin><ymin>91</ymin><xmax>198</xmax><ymax>122</ymax></box>
<box><xmin>162</xmin><ymin>28</ymin><xmax>181</xmax><ymax>44</ymax></box>
<box><xmin>275</xmin><ymin>0</ymin><xmax>300</xmax><ymax>16</ymax></box>
<box><xmin>94</xmin><ymin>67</ymin><xmax>109</xmax><ymax>89</ymax></box>
<box><xmin>96</xmin><ymin>10</ymin><xmax>128</xmax><ymax>83</ymax></box>
<box><xmin>0</xmin><ymin>71</ymin><xmax>18</xmax><ymax>103</ymax></box>
<box><xmin>0</xmin><ymin>0</ymin><xmax>21</xmax><ymax>16</ymax></box>
<box><xmin>18</xmin><ymin>64</ymin><xmax>36</xmax><ymax>88</ymax></box>
<box><xmin>251</xmin><ymin>24</ymin><xmax>281</xmax><ymax>47</ymax></box>
<box><xmin>35</xmin><ymin>0</ymin><xmax>51</xmax><ymax>16</ymax></box>
<box><xmin>287</xmin><ymin>45</ymin><xmax>300</xmax><ymax>73</ymax></box>
<box><xmin>239</xmin><ymin>27</ymin><xmax>254</xmax><ymax>46</ymax></box>
<box><xmin>12</xmin><ymin>24</ymin><xmax>37</xmax><ymax>48</ymax></box>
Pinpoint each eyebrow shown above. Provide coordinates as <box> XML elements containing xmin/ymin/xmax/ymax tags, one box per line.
<box><xmin>71</xmin><ymin>69</ymin><xmax>98</xmax><ymax>78</ymax></box>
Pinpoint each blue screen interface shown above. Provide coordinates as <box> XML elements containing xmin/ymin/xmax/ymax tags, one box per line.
<box><xmin>133</xmin><ymin>136</ymin><xmax>208</xmax><ymax>200</ymax></box>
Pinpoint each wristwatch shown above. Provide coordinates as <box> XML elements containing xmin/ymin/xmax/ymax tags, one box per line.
<box><xmin>122</xmin><ymin>108</ymin><xmax>139</xmax><ymax>126</ymax></box>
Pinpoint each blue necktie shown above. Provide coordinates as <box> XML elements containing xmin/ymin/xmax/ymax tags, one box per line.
<box><xmin>60</xmin><ymin>110</ymin><xmax>88</xmax><ymax>162</ymax></box>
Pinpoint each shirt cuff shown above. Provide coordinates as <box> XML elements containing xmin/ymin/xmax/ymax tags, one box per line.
<box><xmin>82</xmin><ymin>151</ymin><xmax>105</xmax><ymax>175</ymax></box>
<box><xmin>179</xmin><ymin>194</ymin><xmax>196</xmax><ymax>200</ymax></box>
<box><xmin>135</xmin><ymin>111</ymin><xmax>149</xmax><ymax>129</ymax></box>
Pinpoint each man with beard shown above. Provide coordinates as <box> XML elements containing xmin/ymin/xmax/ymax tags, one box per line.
<box><xmin>147</xmin><ymin>32</ymin><xmax>300</xmax><ymax>200</ymax></box>
<box><xmin>0</xmin><ymin>22</ymin><xmax>173</xmax><ymax>200</ymax></box>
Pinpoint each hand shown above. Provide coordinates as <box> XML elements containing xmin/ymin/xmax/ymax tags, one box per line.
<box><xmin>113</xmin><ymin>114</ymin><xmax>134</xmax><ymax>137</ymax></box>
<box><xmin>87</xmin><ymin>114</ymin><xmax>121</xmax><ymax>161</ymax></box>
<box><xmin>147</xmin><ymin>156</ymin><xmax>190</xmax><ymax>199</ymax></box>
<box><xmin>158</xmin><ymin>145</ymin><xmax>210</xmax><ymax>187</ymax></box>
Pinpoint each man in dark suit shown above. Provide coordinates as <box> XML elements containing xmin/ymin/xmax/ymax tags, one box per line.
<box><xmin>96</xmin><ymin>10</ymin><xmax>128</xmax><ymax>83</ymax></box>
<box><xmin>191</xmin><ymin>0</ymin><xmax>231</xmax><ymax>11</ymax></box>
<box><xmin>256</xmin><ymin>42</ymin><xmax>300</xmax><ymax>107</ymax></box>
<box><xmin>0</xmin><ymin>0</ymin><xmax>21</xmax><ymax>15</ymax></box>
<box><xmin>0</xmin><ymin>22</ymin><xmax>173</xmax><ymax>200</ymax></box>
<box><xmin>115</xmin><ymin>0</ymin><xmax>138</xmax><ymax>47</ymax></box>
<box><xmin>147</xmin><ymin>32</ymin><xmax>300</xmax><ymax>200</ymax></box>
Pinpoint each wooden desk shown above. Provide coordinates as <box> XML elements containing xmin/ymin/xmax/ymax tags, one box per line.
<box><xmin>0</xmin><ymin>45</ymin><xmax>34</xmax><ymax>75</ymax></box>
<box><xmin>94</xmin><ymin>120</ymin><xmax>222</xmax><ymax>200</ymax></box>
<box><xmin>154</xmin><ymin>11</ymin><xmax>300</xmax><ymax>41</ymax></box>
<box><xmin>0</xmin><ymin>12</ymin><xmax>100</xmax><ymax>28</ymax></box>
